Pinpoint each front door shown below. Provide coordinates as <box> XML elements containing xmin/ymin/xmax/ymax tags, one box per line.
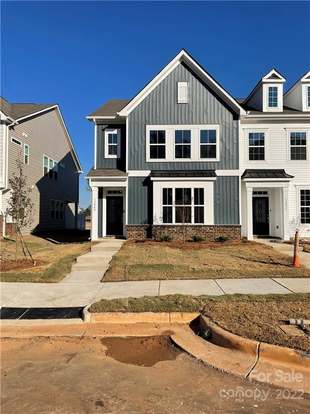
<box><xmin>106</xmin><ymin>196</ymin><xmax>123</xmax><ymax>235</ymax></box>
<box><xmin>253</xmin><ymin>197</ymin><xmax>269</xmax><ymax>235</ymax></box>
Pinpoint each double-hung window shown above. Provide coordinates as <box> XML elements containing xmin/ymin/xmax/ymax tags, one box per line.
<box><xmin>268</xmin><ymin>87</ymin><xmax>278</xmax><ymax>107</ymax></box>
<box><xmin>200</xmin><ymin>129</ymin><xmax>217</xmax><ymax>159</ymax></box>
<box><xmin>105</xmin><ymin>129</ymin><xmax>120</xmax><ymax>158</ymax></box>
<box><xmin>290</xmin><ymin>132</ymin><xmax>307</xmax><ymax>160</ymax></box>
<box><xmin>175</xmin><ymin>130</ymin><xmax>191</xmax><ymax>159</ymax></box>
<box><xmin>300</xmin><ymin>189</ymin><xmax>310</xmax><ymax>224</ymax></box>
<box><xmin>24</xmin><ymin>144</ymin><xmax>30</xmax><ymax>165</ymax></box>
<box><xmin>249</xmin><ymin>132</ymin><xmax>265</xmax><ymax>160</ymax></box>
<box><xmin>162</xmin><ymin>188</ymin><xmax>204</xmax><ymax>224</ymax></box>
<box><xmin>149</xmin><ymin>130</ymin><xmax>166</xmax><ymax>159</ymax></box>
<box><xmin>43</xmin><ymin>155</ymin><xmax>58</xmax><ymax>179</ymax></box>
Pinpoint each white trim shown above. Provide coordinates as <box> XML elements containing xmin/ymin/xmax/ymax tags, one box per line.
<box><xmin>262</xmin><ymin>69</ymin><xmax>286</xmax><ymax>83</ymax></box>
<box><xmin>128</xmin><ymin>170</ymin><xmax>151</xmax><ymax>177</ymax></box>
<box><xmin>94</xmin><ymin>123</ymin><xmax>97</xmax><ymax>169</ymax></box>
<box><xmin>104</xmin><ymin>128</ymin><xmax>121</xmax><ymax>159</ymax></box>
<box><xmin>86</xmin><ymin>115</ymin><xmax>117</xmax><ymax>120</ymax></box>
<box><xmin>286</xmin><ymin>129</ymin><xmax>309</xmax><ymax>162</ymax></box>
<box><xmin>23</xmin><ymin>143</ymin><xmax>30</xmax><ymax>165</ymax></box>
<box><xmin>118</xmin><ymin>50</ymin><xmax>245</xmax><ymax>116</ymax></box>
<box><xmin>297</xmin><ymin>186</ymin><xmax>310</xmax><ymax>226</ymax></box>
<box><xmin>215</xmin><ymin>170</ymin><xmax>240</xmax><ymax>176</ymax></box>
<box><xmin>126</xmin><ymin>117</ymin><xmax>129</xmax><ymax>171</ymax></box>
<box><xmin>247</xmin><ymin>130</ymin><xmax>268</xmax><ymax>162</ymax></box>
<box><xmin>243</xmin><ymin>178</ymin><xmax>292</xmax><ymax>183</ymax></box>
<box><xmin>150</xmin><ymin>176</ymin><xmax>216</xmax><ymax>182</ymax></box>
<box><xmin>145</xmin><ymin>124</ymin><xmax>220</xmax><ymax>162</ymax></box>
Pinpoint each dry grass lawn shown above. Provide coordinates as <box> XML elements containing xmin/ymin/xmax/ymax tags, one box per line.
<box><xmin>103</xmin><ymin>240</ymin><xmax>310</xmax><ymax>281</ymax></box>
<box><xmin>0</xmin><ymin>234</ymin><xmax>90</xmax><ymax>282</ymax></box>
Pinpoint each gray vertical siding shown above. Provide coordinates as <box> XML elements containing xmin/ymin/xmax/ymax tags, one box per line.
<box><xmin>96</xmin><ymin>123</ymin><xmax>126</xmax><ymax>170</ymax></box>
<box><xmin>214</xmin><ymin>176</ymin><xmax>239</xmax><ymax>224</ymax></box>
<box><xmin>128</xmin><ymin>62</ymin><xmax>239</xmax><ymax>170</ymax></box>
<box><xmin>128</xmin><ymin>177</ymin><xmax>149</xmax><ymax>224</ymax></box>
<box><xmin>128</xmin><ymin>175</ymin><xmax>239</xmax><ymax>225</ymax></box>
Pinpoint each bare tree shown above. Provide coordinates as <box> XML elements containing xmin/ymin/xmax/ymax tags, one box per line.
<box><xmin>6</xmin><ymin>159</ymin><xmax>35</xmax><ymax>263</ymax></box>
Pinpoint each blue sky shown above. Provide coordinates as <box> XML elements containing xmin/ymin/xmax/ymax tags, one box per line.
<box><xmin>2</xmin><ymin>1</ymin><xmax>310</xmax><ymax>207</ymax></box>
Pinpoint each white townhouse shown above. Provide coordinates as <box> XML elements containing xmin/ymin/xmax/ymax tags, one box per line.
<box><xmin>240</xmin><ymin>70</ymin><xmax>310</xmax><ymax>240</ymax></box>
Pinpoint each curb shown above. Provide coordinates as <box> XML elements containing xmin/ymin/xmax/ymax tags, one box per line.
<box><xmin>87</xmin><ymin>311</ymin><xmax>199</xmax><ymax>324</ymax></box>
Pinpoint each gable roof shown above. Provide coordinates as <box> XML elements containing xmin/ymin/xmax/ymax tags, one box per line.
<box><xmin>116</xmin><ymin>49</ymin><xmax>245</xmax><ymax>117</ymax></box>
<box><xmin>1</xmin><ymin>97</ymin><xmax>56</xmax><ymax>121</ymax></box>
<box><xmin>284</xmin><ymin>70</ymin><xmax>310</xmax><ymax>97</ymax></box>
<box><xmin>87</xmin><ymin>99</ymin><xmax>129</xmax><ymax>118</ymax></box>
<box><xmin>1</xmin><ymin>97</ymin><xmax>82</xmax><ymax>172</ymax></box>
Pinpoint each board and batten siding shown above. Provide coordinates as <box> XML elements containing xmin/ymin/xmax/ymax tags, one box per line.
<box><xmin>96</xmin><ymin>123</ymin><xmax>126</xmax><ymax>170</ymax></box>
<box><xmin>127</xmin><ymin>176</ymin><xmax>239</xmax><ymax>225</ymax></box>
<box><xmin>128</xmin><ymin>62</ymin><xmax>239</xmax><ymax>171</ymax></box>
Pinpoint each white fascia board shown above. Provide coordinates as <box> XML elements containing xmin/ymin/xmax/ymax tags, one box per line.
<box><xmin>243</xmin><ymin>178</ymin><xmax>292</xmax><ymax>183</ymax></box>
<box><xmin>244</xmin><ymin>114</ymin><xmax>310</xmax><ymax>120</ymax></box>
<box><xmin>262</xmin><ymin>69</ymin><xmax>286</xmax><ymax>83</ymax></box>
<box><xmin>128</xmin><ymin>170</ymin><xmax>151</xmax><ymax>177</ymax></box>
<box><xmin>150</xmin><ymin>177</ymin><xmax>216</xmax><ymax>181</ymax></box>
<box><xmin>301</xmin><ymin>71</ymin><xmax>310</xmax><ymax>82</ymax></box>
<box><xmin>86</xmin><ymin>115</ymin><xmax>117</xmax><ymax>120</ymax></box>
<box><xmin>118</xmin><ymin>50</ymin><xmax>245</xmax><ymax>116</ymax></box>
<box><xmin>0</xmin><ymin>111</ymin><xmax>14</xmax><ymax>123</ymax></box>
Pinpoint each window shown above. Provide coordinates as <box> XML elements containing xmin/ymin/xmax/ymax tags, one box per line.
<box><xmin>105</xmin><ymin>129</ymin><xmax>120</xmax><ymax>158</ymax></box>
<box><xmin>161</xmin><ymin>187</ymin><xmax>204</xmax><ymax>224</ymax></box>
<box><xmin>177</xmin><ymin>82</ymin><xmax>188</xmax><ymax>104</ymax></box>
<box><xmin>50</xmin><ymin>200</ymin><xmax>65</xmax><ymax>221</ymax></box>
<box><xmin>24</xmin><ymin>144</ymin><xmax>30</xmax><ymax>165</ymax></box>
<box><xmin>300</xmin><ymin>189</ymin><xmax>310</xmax><ymax>224</ymax></box>
<box><xmin>268</xmin><ymin>86</ymin><xmax>278</xmax><ymax>107</ymax></box>
<box><xmin>149</xmin><ymin>130</ymin><xmax>166</xmax><ymax>159</ymax></box>
<box><xmin>175</xmin><ymin>130</ymin><xmax>191</xmax><ymax>159</ymax></box>
<box><xmin>308</xmin><ymin>86</ymin><xmax>310</xmax><ymax>107</ymax></box>
<box><xmin>249</xmin><ymin>132</ymin><xmax>265</xmax><ymax>160</ymax></box>
<box><xmin>11</xmin><ymin>137</ymin><xmax>22</xmax><ymax>146</ymax></box>
<box><xmin>200</xmin><ymin>129</ymin><xmax>217</xmax><ymax>159</ymax></box>
<box><xmin>43</xmin><ymin>155</ymin><xmax>58</xmax><ymax>179</ymax></box>
<box><xmin>290</xmin><ymin>132</ymin><xmax>307</xmax><ymax>160</ymax></box>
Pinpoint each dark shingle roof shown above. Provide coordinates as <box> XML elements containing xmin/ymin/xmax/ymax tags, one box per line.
<box><xmin>151</xmin><ymin>170</ymin><xmax>216</xmax><ymax>178</ymax></box>
<box><xmin>88</xmin><ymin>99</ymin><xmax>130</xmax><ymax>118</ymax></box>
<box><xmin>0</xmin><ymin>97</ymin><xmax>55</xmax><ymax>121</ymax></box>
<box><xmin>242</xmin><ymin>169</ymin><xmax>294</xmax><ymax>179</ymax></box>
<box><xmin>86</xmin><ymin>168</ymin><xmax>127</xmax><ymax>178</ymax></box>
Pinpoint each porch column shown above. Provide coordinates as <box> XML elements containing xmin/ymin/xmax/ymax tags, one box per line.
<box><xmin>91</xmin><ymin>186</ymin><xmax>99</xmax><ymax>240</ymax></box>
<box><xmin>246</xmin><ymin>186</ymin><xmax>253</xmax><ymax>240</ymax></box>
<box><xmin>282</xmin><ymin>186</ymin><xmax>289</xmax><ymax>240</ymax></box>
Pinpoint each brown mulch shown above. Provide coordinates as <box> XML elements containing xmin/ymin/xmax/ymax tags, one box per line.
<box><xmin>0</xmin><ymin>259</ymin><xmax>46</xmax><ymax>272</ymax></box>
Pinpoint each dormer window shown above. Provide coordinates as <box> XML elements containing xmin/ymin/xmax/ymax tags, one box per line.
<box><xmin>268</xmin><ymin>87</ymin><xmax>278</xmax><ymax>108</ymax></box>
<box><xmin>307</xmin><ymin>86</ymin><xmax>310</xmax><ymax>107</ymax></box>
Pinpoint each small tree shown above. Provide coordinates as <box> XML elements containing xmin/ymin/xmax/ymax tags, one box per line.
<box><xmin>6</xmin><ymin>159</ymin><xmax>35</xmax><ymax>263</ymax></box>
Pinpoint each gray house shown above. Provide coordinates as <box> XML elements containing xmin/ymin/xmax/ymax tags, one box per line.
<box><xmin>87</xmin><ymin>50</ymin><xmax>245</xmax><ymax>241</ymax></box>
<box><xmin>0</xmin><ymin>97</ymin><xmax>82</xmax><ymax>235</ymax></box>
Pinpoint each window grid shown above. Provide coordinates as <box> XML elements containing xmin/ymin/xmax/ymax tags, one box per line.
<box><xmin>249</xmin><ymin>132</ymin><xmax>265</xmax><ymax>160</ymax></box>
<box><xmin>268</xmin><ymin>87</ymin><xmax>278</xmax><ymax>107</ymax></box>
<box><xmin>290</xmin><ymin>132</ymin><xmax>307</xmax><ymax>160</ymax></box>
<box><xmin>175</xmin><ymin>130</ymin><xmax>191</xmax><ymax>159</ymax></box>
<box><xmin>162</xmin><ymin>188</ymin><xmax>204</xmax><ymax>224</ymax></box>
<box><xmin>43</xmin><ymin>155</ymin><xmax>58</xmax><ymax>179</ymax></box>
<box><xmin>149</xmin><ymin>130</ymin><xmax>166</xmax><ymax>159</ymax></box>
<box><xmin>50</xmin><ymin>200</ymin><xmax>65</xmax><ymax>221</ymax></box>
<box><xmin>300</xmin><ymin>190</ymin><xmax>310</xmax><ymax>224</ymax></box>
<box><xmin>200</xmin><ymin>129</ymin><xmax>217</xmax><ymax>159</ymax></box>
<box><xmin>107</xmin><ymin>132</ymin><xmax>118</xmax><ymax>156</ymax></box>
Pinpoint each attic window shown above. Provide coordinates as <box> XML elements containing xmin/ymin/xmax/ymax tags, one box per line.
<box><xmin>177</xmin><ymin>82</ymin><xmax>188</xmax><ymax>104</ymax></box>
<box><xmin>268</xmin><ymin>86</ymin><xmax>278</xmax><ymax>107</ymax></box>
<box><xmin>307</xmin><ymin>86</ymin><xmax>310</xmax><ymax>107</ymax></box>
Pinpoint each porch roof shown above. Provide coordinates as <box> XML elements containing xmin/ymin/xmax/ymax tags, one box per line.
<box><xmin>242</xmin><ymin>169</ymin><xmax>294</xmax><ymax>179</ymax></box>
<box><xmin>151</xmin><ymin>170</ymin><xmax>217</xmax><ymax>178</ymax></box>
<box><xmin>86</xmin><ymin>168</ymin><xmax>127</xmax><ymax>178</ymax></box>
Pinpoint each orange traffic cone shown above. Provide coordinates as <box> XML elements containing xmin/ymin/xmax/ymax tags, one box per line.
<box><xmin>293</xmin><ymin>230</ymin><xmax>301</xmax><ymax>268</ymax></box>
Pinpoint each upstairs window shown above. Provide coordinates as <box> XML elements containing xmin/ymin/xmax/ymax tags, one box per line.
<box><xmin>105</xmin><ymin>129</ymin><xmax>120</xmax><ymax>158</ymax></box>
<box><xmin>249</xmin><ymin>132</ymin><xmax>265</xmax><ymax>160</ymax></box>
<box><xmin>308</xmin><ymin>86</ymin><xmax>310</xmax><ymax>107</ymax></box>
<box><xmin>290</xmin><ymin>132</ymin><xmax>307</xmax><ymax>160</ymax></box>
<box><xmin>24</xmin><ymin>144</ymin><xmax>30</xmax><ymax>165</ymax></box>
<box><xmin>300</xmin><ymin>189</ymin><xmax>310</xmax><ymax>224</ymax></box>
<box><xmin>177</xmin><ymin>82</ymin><xmax>188</xmax><ymax>104</ymax></box>
<box><xmin>200</xmin><ymin>129</ymin><xmax>217</xmax><ymax>159</ymax></box>
<box><xmin>268</xmin><ymin>86</ymin><xmax>278</xmax><ymax>107</ymax></box>
<box><xmin>149</xmin><ymin>130</ymin><xmax>166</xmax><ymax>159</ymax></box>
<box><xmin>175</xmin><ymin>130</ymin><xmax>191</xmax><ymax>159</ymax></box>
<box><xmin>43</xmin><ymin>155</ymin><xmax>58</xmax><ymax>179</ymax></box>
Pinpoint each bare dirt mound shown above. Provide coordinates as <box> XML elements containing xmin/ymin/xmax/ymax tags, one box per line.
<box><xmin>101</xmin><ymin>336</ymin><xmax>182</xmax><ymax>366</ymax></box>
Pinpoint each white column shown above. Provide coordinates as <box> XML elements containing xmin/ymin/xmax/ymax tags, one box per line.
<box><xmin>282</xmin><ymin>186</ymin><xmax>289</xmax><ymax>240</ymax></box>
<box><xmin>246</xmin><ymin>186</ymin><xmax>253</xmax><ymax>240</ymax></box>
<box><xmin>91</xmin><ymin>186</ymin><xmax>99</xmax><ymax>240</ymax></box>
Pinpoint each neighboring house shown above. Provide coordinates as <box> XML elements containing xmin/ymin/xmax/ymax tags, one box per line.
<box><xmin>86</xmin><ymin>50</ymin><xmax>310</xmax><ymax>241</ymax></box>
<box><xmin>0</xmin><ymin>97</ymin><xmax>82</xmax><ymax>236</ymax></box>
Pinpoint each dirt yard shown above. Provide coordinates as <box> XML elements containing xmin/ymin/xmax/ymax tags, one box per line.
<box><xmin>90</xmin><ymin>294</ymin><xmax>310</xmax><ymax>352</ymax></box>
<box><xmin>1</xmin><ymin>335</ymin><xmax>309</xmax><ymax>414</ymax></box>
<box><xmin>103</xmin><ymin>240</ymin><xmax>310</xmax><ymax>281</ymax></box>
<box><xmin>0</xmin><ymin>233</ymin><xmax>90</xmax><ymax>282</ymax></box>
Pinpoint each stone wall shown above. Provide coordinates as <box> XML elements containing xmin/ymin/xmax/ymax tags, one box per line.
<box><xmin>126</xmin><ymin>224</ymin><xmax>241</xmax><ymax>241</ymax></box>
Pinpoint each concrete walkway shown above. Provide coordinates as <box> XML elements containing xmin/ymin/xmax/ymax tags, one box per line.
<box><xmin>1</xmin><ymin>238</ymin><xmax>309</xmax><ymax>308</ymax></box>
<box><xmin>256</xmin><ymin>238</ymin><xmax>310</xmax><ymax>269</ymax></box>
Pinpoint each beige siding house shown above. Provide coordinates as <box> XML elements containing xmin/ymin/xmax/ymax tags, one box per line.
<box><xmin>0</xmin><ymin>97</ymin><xmax>82</xmax><ymax>235</ymax></box>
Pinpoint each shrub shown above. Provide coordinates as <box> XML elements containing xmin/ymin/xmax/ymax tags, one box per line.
<box><xmin>191</xmin><ymin>235</ymin><xmax>204</xmax><ymax>242</ymax></box>
<box><xmin>215</xmin><ymin>235</ymin><xmax>229</xmax><ymax>243</ymax></box>
<box><xmin>159</xmin><ymin>234</ymin><xmax>172</xmax><ymax>242</ymax></box>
